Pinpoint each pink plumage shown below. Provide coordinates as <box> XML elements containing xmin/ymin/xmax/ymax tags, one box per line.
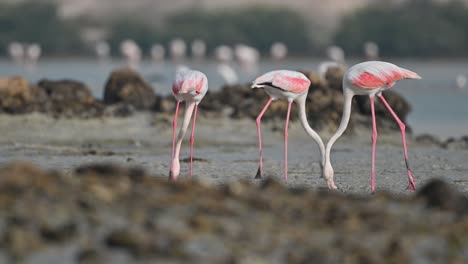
<box><xmin>172</xmin><ymin>70</ymin><xmax>207</xmax><ymax>95</ymax></box>
<box><xmin>251</xmin><ymin>70</ymin><xmax>325</xmax><ymax>182</ymax></box>
<box><xmin>252</xmin><ymin>70</ymin><xmax>310</xmax><ymax>93</ymax></box>
<box><xmin>348</xmin><ymin>61</ymin><xmax>421</xmax><ymax>89</ymax></box>
<box><xmin>324</xmin><ymin>61</ymin><xmax>421</xmax><ymax>192</ymax></box>
<box><xmin>170</xmin><ymin>69</ymin><xmax>208</xmax><ymax>181</ymax></box>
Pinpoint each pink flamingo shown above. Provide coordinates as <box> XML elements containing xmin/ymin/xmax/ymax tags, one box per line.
<box><xmin>252</xmin><ymin>70</ymin><xmax>326</xmax><ymax>180</ymax></box>
<box><xmin>170</xmin><ymin>69</ymin><xmax>208</xmax><ymax>180</ymax></box>
<box><xmin>323</xmin><ymin>61</ymin><xmax>421</xmax><ymax>191</ymax></box>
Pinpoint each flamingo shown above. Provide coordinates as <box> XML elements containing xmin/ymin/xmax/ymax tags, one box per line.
<box><xmin>252</xmin><ymin>70</ymin><xmax>326</xmax><ymax>180</ymax></box>
<box><xmin>170</xmin><ymin>69</ymin><xmax>208</xmax><ymax>180</ymax></box>
<box><xmin>323</xmin><ymin>61</ymin><xmax>421</xmax><ymax>191</ymax></box>
<box><xmin>270</xmin><ymin>42</ymin><xmax>288</xmax><ymax>60</ymax></box>
<box><xmin>364</xmin><ymin>41</ymin><xmax>380</xmax><ymax>60</ymax></box>
<box><xmin>191</xmin><ymin>39</ymin><xmax>207</xmax><ymax>59</ymax></box>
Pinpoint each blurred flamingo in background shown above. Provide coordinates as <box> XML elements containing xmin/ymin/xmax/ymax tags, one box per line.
<box><xmin>214</xmin><ymin>45</ymin><xmax>239</xmax><ymax>85</ymax></box>
<box><xmin>456</xmin><ymin>74</ymin><xmax>467</xmax><ymax>91</ymax></box>
<box><xmin>120</xmin><ymin>39</ymin><xmax>142</xmax><ymax>70</ymax></box>
<box><xmin>235</xmin><ymin>44</ymin><xmax>260</xmax><ymax>74</ymax></box>
<box><xmin>364</xmin><ymin>41</ymin><xmax>380</xmax><ymax>60</ymax></box>
<box><xmin>170</xmin><ymin>69</ymin><xmax>208</xmax><ymax>180</ymax></box>
<box><xmin>170</xmin><ymin>38</ymin><xmax>187</xmax><ymax>61</ymax></box>
<box><xmin>326</xmin><ymin>45</ymin><xmax>345</xmax><ymax>64</ymax></box>
<box><xmin>252</xmin><ymin>70</ymin><xmax>325</xmax><ymax>181</ymax></box>
<box><xmin>151</xmin><ymin>44</ymin><xmax>166</xmax><ymax>62</ymax></box>
<box><xmin>95</xmin><ymin>41</ymin><xmax>110</xmax><ymax>63</ymax></box>
<box><xmin>24</xmin><ymin>43</ymin><xmax>41</xmax><ymax>71</ymax></box>
<box><xmin>318</xmin><ymin>45</ymin><xmax>347</xmax><ymax>80</ymax></box>
<box><xmin>191</xmin><ymin>39</ymin><xmax>207</xmax><ymax>60</ymax></box>
<box><xmin>270</xmin><ymin>42</ymin><xmax>288</xmax><ymax>60</ymax></box>
<box><xmin>324</xmin><ymin>61</ymin><xmax>421</xmax><ymax>191</ymax></box>
<box><xmin>8</xmin><ymin>42</ymin><xmax>25</xmax><ymax>65</ymax></box>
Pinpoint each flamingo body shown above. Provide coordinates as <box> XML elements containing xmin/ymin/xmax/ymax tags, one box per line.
<box><xmin>347</xmin><ymin>61</ymin><xmax>421</xmax><ymax>93</ymax></box>
<box><xmin>253</xmin><ymin>70</ymin><xmax>310</xmax><ymax>97</ymax></box>
<box><xmin>324</xmin><ymin>61</ymin><xmax>421</xmax><ymax>191</ymax></box>
<box><xmin>252</xmin><ymin>70</ymin><xmax>325</xmax><ymax>181</ymax></box>
<box><xmin>170</xmin><ymin>69</ymin><xmax>208</xmax><ymax>180</ymax></box>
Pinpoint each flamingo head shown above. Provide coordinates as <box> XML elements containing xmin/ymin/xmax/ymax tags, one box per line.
<box><xmin>323</xmin><ymin>161</ymin><xmax>337</xmax><ymax>190</ymax></box>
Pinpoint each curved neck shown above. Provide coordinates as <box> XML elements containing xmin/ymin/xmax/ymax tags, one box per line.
<box><xmin>325</xmin><ymin>89</ymin><xmax>354</xmax><ymax>164</ymax></box>
<box><xmin>297</xmin><ymin>96</ymin><xmax>326</xmax><ymax>166</ymax></box>
<box><xmin>174</xmin><ymin>101</ymin><xmax>195</xmax><ymax>161</ymax></box>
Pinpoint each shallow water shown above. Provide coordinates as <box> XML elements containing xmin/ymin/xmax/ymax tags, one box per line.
<box><xmin>1</xmin><ymin>58</ymin><xmax>467</xmax><ymax>138</ymax></box>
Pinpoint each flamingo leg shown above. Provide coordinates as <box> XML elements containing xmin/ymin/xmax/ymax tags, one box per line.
<box><xmin>170</xmin><ymin>101</ymin><xmax>181</xmax><ymax>178</ymax></box>
<box><xmin>378</xmin><ymin>95</ymin><xmax>416</xmax><ymax>190</ymax></box>
<box><xmin>255</xmin><ymin>98</ymin><xmax>273</xmax><ymax>179</ymax></box>
<box><xmin>370</xmin><ymin>97</ymin><xmax>378</xmax><ymax>192</ymax></box>
<box><xmin>284</xmin><ymin>101</ymin><xmax>293</xmax><ymax>181</ymax></box>
<box><xmin>189</xmin><ymin>104</ymin><xmax>199</xmax><ymax>178</ymax></box>
<box><xmin>170</xmin><ymin>102</ymin><xmax>195</xmax><ymax>181</ymax></box>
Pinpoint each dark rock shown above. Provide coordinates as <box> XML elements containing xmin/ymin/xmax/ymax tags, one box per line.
<box><xmin>105</xmin><ymin>229</ymin><xmax>155</xmax><ymax>257</ymax></box>
<box><xmin>77</xmin><ymin>248</ymin><xmax>107</xmax><ymax>264</ymax></box>
<box><xmin>0</xmin><ymin>77</ymin><xmax>47</xmax><ymax>114</ymax></box>
<box><xmin>37</xmin><ymin>79</ymin><xmax>104</xmax><ymax>118</ymax></box>
<box><xmin>417</xmin><ymin>179</ymin><xmax>468</xmax><ymax>215</ymax></box>
<box><xmin>103</xmin><ymin>68</ymin><xmax>156</xmax><ymax>110</ymax></box>
<box><xmin>324</xmin><ymin>66</ymin><xmax>346</xmax><ymax>91</ymax></box>
<box><xmin>103</xmin><ymin>103</ymin><xmax>136</xmax><ymax>117</ymax></box>
<box><xmin>415</xmin><ymin>134</ymin><xmax>443</xmax><ymax>146</ymax></box>
<box><xmin>442</xmin><ymin>136</ymin><xmax>468</xmax><ymax>150</ymax></box>
<box><xmin>355</xmin><ymin>89</ymin><xmax>412</xmax><ymax>131</ymax></box>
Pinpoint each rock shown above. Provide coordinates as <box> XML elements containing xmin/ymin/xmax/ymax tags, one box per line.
<box><xmin>324</xmin><ymin>66</ymin><xmax>346</xmax><ymax>91</ymax></box>
<box><xmin>415</xmin><ymin>134</ymin><xmax>442</xmax><ymax>147</ymax></box>
<box><xmin>443</xmin><ymin>136</ymin><xmax>468</xmax><ymax>150</ymax></box>
<box><xmin>103</xmin><ymin>103</ymin><xmax>136</xmax><ymax>117</ymax></box>
<box><xmin>1</xmin><ymin>162</ymin><xmax>467</xmax><ymax>263</ymax></box>
<box><xmin>37</xmin><ymin>79</ymin><xmax>104</xmax><ymax>118</ymax></box>
<box><xmin>105</xmin><ymin>229</ymin><xmax>154</xmax><ymax>257</ymax></box>
<box><xmin>0</xmin><ymin>77</ymin><xmax>47</xmax><ymax>114</ymax></box>
<box><xmin>417</xmin><ymin>179</ymin><xmax>468</xmax><ymax>215</ymax></box>
<box><xmin>103</xmin><ymin>68</ymin><xmax>156</xmax><ymax>110</ymax></box>
<box><xmin>355</xmin><ymin>90</ymin><xmax>412</xmax><ymax>131</ymax></box>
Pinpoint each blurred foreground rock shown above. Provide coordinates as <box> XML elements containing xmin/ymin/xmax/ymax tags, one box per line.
<box><xmin>0</xmin><ymin>161</ymin><xmax>467</xmax><ymax>263</ymax></box>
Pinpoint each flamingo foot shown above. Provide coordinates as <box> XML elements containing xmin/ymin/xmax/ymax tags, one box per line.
<box><xmin>255</xmin><ymin>167</ymin><xmax>262</xmax><ymax>179</ymax></box>
<box><xmin>406</xmin><ymin>171</ymin><xmax>417</xmax><ymax>191</ymax></box>
<box><xmin>168</xmin><ymin>170</ymin><xmax>177</xmax><ymax>181</ymax></box>
<box><xmin>327</xmin><ymin>180</ymin><xmax>337</xmax><ymax>190</ymax></box>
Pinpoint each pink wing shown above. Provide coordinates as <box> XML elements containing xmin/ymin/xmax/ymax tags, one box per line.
<box><xmin>273</xmin><ymin>73</ymin><xmax>311</xmax><ymax>93</ymax></box>
<box><xmin>349</xmin><ymin>61</ymin><xmax>421</xmax><ymax>89</ymax></box>
<box><xmin>254</xmin><ymin>70</ymin><xmax>310</xmax><ymax>93</ymax></box>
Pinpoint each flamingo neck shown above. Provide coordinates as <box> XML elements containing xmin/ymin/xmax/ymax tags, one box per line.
<box><xmin>297</xmin><ymin>95</ymin><xmax>326</xmax><ymax>167</ymax></box>
<box><xmin>325</xmin><ymin>89</ymin><xmax>354</xmax><ymax>165</ymax></box>
<box><xmin>173</xmin><ymin>101</ymin><xmax>195</xmax><ymax>161</ymax></box>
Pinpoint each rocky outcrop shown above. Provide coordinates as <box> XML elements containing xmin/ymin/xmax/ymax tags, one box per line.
<box><xmin>37</xmin><ymin>79</ymin><xmax>104</xmax><ymax>118</ymax></box>
<box><xmin>0</xmin><ymin>161</ymin><xmax>467</xmax><ymax>263</ymax></box>
<box><xmin>103</xmin><ymin>68</ymin><xmax>157</xmax><ymax>110</ymax></box>
<box><xmin>0</xmin><ymin>77</ymin><xmax>47</xmax><ymax>113</ymax></box>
